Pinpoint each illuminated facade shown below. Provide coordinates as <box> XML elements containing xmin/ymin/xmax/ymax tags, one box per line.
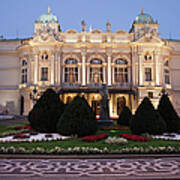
<box><xmin>1</xmin><ymin>8</ymin><xmax>180</xmax><ymax>117</ymax></box>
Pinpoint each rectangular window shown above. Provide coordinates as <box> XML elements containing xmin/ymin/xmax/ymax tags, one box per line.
<box><xmin>21</xmin><ymin>68</ymin><xmax>27</xmax><ymax>84</ymax></box>
<box><xmin>41</xmin><ymin>67</ymin><xmax>48</xmax><ymax>81</ymax></box>
<box><xmin>145</xmin><ymin>68</ymin><xmax>152</xmax><ymax>81</ymax></box>
<box><xmin>148</xmin><ymin>92</ymin><xmax>153</xmax><ymax>98</ymax></box>
<box><xmin>114</xmin><ymin>67</ymin><xmax>128</xmax><ymax>83</ymax></box>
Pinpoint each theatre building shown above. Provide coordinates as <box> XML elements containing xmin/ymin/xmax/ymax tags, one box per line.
<box><xmin>1</xmin><ymin>8</ymin><xmax>180</xmax><ymax>117</ymax></box>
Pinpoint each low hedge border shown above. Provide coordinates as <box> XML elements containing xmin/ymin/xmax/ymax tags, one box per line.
<box><xmin>0</xmin><ymin>146</ymin><xmax>180</xmax><ymax>154</ymax></box>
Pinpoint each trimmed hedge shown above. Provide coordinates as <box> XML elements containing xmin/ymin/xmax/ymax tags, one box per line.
<box><xmin>130</xmin><ymin>97</ymin><xmax>166</xmax><ymax>135</ymax></box>
<box><xmin>57</xmin><ymin>96</ymin><xmax>98</xmax><ymax>137</ymax></box>
<box><xmin>28</xmin><ymin>88</ymin><xmax>64</xmax><ymax>133</ymax></box>
<box><xmin>117</xmin><ymin>106</ymin><xmax>132</xmax><ymax>126</ymax></box>
<box><xmin>158</xmin><ymin>94</ymin><xmax>180</xmax><ymax>132</ymax></box>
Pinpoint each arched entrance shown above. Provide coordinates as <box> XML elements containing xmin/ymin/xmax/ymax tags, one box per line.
<box><xmin>20</xmin><ymin>96</ymin><xmax>24</xmax><ymax>115</ymax></box>
<box><xmin>117</xmin><ymin>96</ymin><xmax>126</xmax><ymax>115</ymax></box>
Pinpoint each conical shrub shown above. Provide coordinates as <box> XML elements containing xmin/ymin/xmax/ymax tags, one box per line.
<box><xmin>28</xmin><ymin>88</ymin><xmax>64</xmax><ymax>132</ymax></box>
<box><xmin>158</xmin><ymin>94</ymin><xmax>180</xmax><ymax>132</ymax></box>
<box><xmin>130</xmin><ymin>97</ymin><xmax>166</xmax><ymax>135</ymax></box>
<box><xmin>57</xmin><ymin>95</ymin><xmax>98</xmax><ymax>137</ymax></box>
<box><xmin>117</xmin><ymin>106</ymin><xmax>132</xmax><ymax>126</ymax></box>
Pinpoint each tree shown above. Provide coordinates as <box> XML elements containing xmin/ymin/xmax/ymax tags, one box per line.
<box><xmin>57</xmin><ymin>95</ymin><xmax>98</xmax><ymax>137</ymax></box>
<box><xmin>130</xmin><ymin>97</ymin><xmax>166</xmax><ymax>135</ymax></box>
<box><xmin>117</xmin><ymin>106</ymin><xmax>132</xmax><ymax>126</ymax></box>
<box><xmin>28</xmin><ymin>88</ymin><xmax>64</xmax><ymax>133</ymax></box>
<box><xmin>158</xmin><ymin>94</ymin><xmax>180</xmax><ymax>132</ymax></box>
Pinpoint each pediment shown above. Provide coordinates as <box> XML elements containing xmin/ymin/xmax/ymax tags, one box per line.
<box><xmin>137</xmin><ymin>36</ymin><xmax>164</xmax><ymax>44</ymax></box>
<box><xmin>29</xmin><ymin>34</ymin><xmax>57</xmax><ymax>44</ymax></box>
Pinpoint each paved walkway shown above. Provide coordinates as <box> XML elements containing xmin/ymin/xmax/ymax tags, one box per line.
<box><xmin>0</xmin><ymin>157</ymin><xmax>180</xmax><ymax>180</ymax></box>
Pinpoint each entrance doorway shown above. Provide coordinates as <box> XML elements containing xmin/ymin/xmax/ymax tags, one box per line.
<box><xmin>117</xmin><ymin>96</ymin><xmax>126</xmax><ymax>115</ymax></box>
<box><xmin>92</xmin><ymin>100</ymin><xmax>100</xmax><ymax>115</ymax></box>
<box><xmin>20</xmin><ymin>96</ymin><xmax>24</xmax><ymax>115</ymax></box>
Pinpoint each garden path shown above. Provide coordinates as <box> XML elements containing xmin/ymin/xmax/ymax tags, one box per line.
<box><xmin>0</xmin><ymin>157</ymin><xmax>180</xmax><ymax>179</ymax></box>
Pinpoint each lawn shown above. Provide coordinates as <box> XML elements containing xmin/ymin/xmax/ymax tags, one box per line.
<box><xmin>0</xmin><ymin>123</ymin><xmax>179</xmax><ymax>154</ymax></box>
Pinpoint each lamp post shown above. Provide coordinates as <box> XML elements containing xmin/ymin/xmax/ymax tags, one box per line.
<box><xmin>30</xmin><ymin>86</ymin><xmax>39</xmax><ymax>106</ymax></box>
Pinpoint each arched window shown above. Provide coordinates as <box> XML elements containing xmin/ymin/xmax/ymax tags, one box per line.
<box><xmin>114</xmin><ymin>59</ymin><xmax>128</xmax><ymax>83</ymax></box>
<box><xmin>65</xmin><ymin>58</ymin><xmax>78</xmax><ymax>64</ymax></box>
<box><xmin>64</xmin><ymin>58</ymin><xmax>78</xmax><ymax>83</ymax></box>
<box><xmin>89</xmin><ymin>59</ymin><xmax>103</xmax><ymax>83</ymax></box>
<box><xmin>21</xmin><ymin>59</ymin><xmax>28</xmax><ymax>84</ymax></box>
<box><xmin>164</xmin><ymin>60</ymin><xmax>170</xmax><ymax>84</ymax></box>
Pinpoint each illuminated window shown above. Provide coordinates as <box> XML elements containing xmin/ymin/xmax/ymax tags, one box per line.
<box><xmin>114</xmin><ymin>59</ymin><xmax>128</xmax><ymax>83</ymax></box>
<box><xmin>117</xmin><ymin>96</ymin><xmax>126</xmax><ymax>115</ymax></box>
<box><xmin>145</xmin><ymin>68</ymin><xmax>152</xmax><ymax>81</ymax></box>
<box><xmin>89</xmin><ymin>59</ymin><xmax>103</xmax><ymax>83</ymax></box>
<box><xmin>41</xmin><ymin>67</ymin><xmax>48</xmax><ymax>81</ymax></box>
<box><xmin>64</xmin><ymin>59</ymin><xmax>78</xmax><ymax>83</ymax></box>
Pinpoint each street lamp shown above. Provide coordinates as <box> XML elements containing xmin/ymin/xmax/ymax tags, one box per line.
<box><xmin>30</xmin><ymin>86</ymin><xmax>39</xmax><ymax>105</ymax></box>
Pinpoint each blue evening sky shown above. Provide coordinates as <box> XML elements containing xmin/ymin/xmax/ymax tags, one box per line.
<box><xmin>1</xmin><ymin>0</ymin><xmax>180</xmax><ymax>39</ymax></box>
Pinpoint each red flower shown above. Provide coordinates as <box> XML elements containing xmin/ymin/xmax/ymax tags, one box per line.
<box><xmin>45</xmin><ymin>134</ymin><xmax>53</xmax><ymax>138</ymax></box>
<box><xmin>13</xmin><ymin>133</ymin><xmax>30</xmax><ymax>139</ymax></box>
<box><xmin>13</xmin><ymin>124</ymin><xmax>32</xmax><ymax>131</ymax></box>
<box><xmin>30</xmin><ymin>131</ymin><xmax>38</xmax><ymax>135</ymax></box>
<box><xmin>82</xmin><ymin>133</ymin><xmax>108</xmax><ymax>142</ymax></box>
<box><xmin>120</xmin><ymin>133</ymin><xmax>150</xmax><ymax>142</ymax></box>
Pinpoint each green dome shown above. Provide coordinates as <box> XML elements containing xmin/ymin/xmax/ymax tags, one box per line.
<box><xmin>37</xmin><ymin>12</ymin><xmax>58</xmax><ymax>23</ymax></box>
<box><xmin>134</xmin><ymin>9</ymin><xmax>156</xmax><ymax>24</ymax></box>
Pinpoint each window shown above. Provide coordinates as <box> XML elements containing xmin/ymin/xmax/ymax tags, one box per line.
<box><xmin>115</xmin><ymin>59</ymin><xmax>128</xmax><ymax>65</ymax></box>
<box><xmin>144</xmin><ymin>54</ymin><xmax>152</xmax><ymax>61</ymax></box>
<box><xmin>64</xmin><ymin>58</ymin><xmax>78</xmax><ymax>83</ymax></box>
<box><xmin>89</xmin><ymin>59</ymin><xmax>103</xmax><ymax>83</ymax></box>
<box><xmin>114</xmin><ymin>67</ymin><xmax>128</xmax><ymax>83</ymax></box>
<box><xmin>114</xmin><ymin>59</ymin><xmax>128</xmax><ymax>84</ymax></box>
<box><xmin>117</xmin><ymin>96</ymin><xmax>126</xmax><ymax>115</ymax></box>
<box><xmin>148</xmin><ymin>92</ymin><xmax>153</xmax><ymax>98</ymax></box>
<box><xmin>64</xmin><ymin>67</ymin><xmax>78</xmax><ymax>83</ymax></box>
<box><xmin>145</xmin><ymin>68</ymin><xmax>152</xmax><ymax>81</ymax></box>
<box><xmin>90</xmin><ymin>59</ymin><xmax>102</xmax><ymax>64</ymax></box>
<box><xmin>41</xmin><ymin>53</ymin><xmax>48</xmax><ymax>60</ymax></box>
<box><xmin>164</xmin><ymin>60</ymin><xmax>170</xmax><ymax>84</ymax></box>
<box><xmin>41</xmin><ymin>67</ymin><xmax>48</xmax><ymax>81</ymax></box>
<box><xmin>65</xmin><ymin>59</ymin><xmax>77</xmax><ymax>64</ymax></box>
<box><xmin>90</xmin><ymin>67</ymin><xmax>103</xmax><ymax>83</ymax></box>
<box><xmin>21</xmin><ymin>60</ymin><xmax>27</xmax><ymax>84</ymax></box>
<box><xmin>21</xmin><ymin>69</ymin><xmax>27</xmax><ymax>83</ymax></box>
<box><xmin>164</xmin><ymin>69</ymin><xmax>170</xmax><ymax>84</ymax></box>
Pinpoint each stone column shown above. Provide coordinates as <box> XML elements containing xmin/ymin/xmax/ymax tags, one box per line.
<box><xmin>138</xmin><ymin>53</ymin><xmax>143</xmax><ymax>86</ymax></box>
<box><xmin>107</xmin><ymin>55</ymin><xmax>112</xmax><ymax>86</ymax></box>
<box><xmin>34</xmin><ymin>54</ymin><xmax>38</xmax><ymax>85</ymax></box>
<box><xmin>57</xmin><ymin>52</ymin><xmax>61</xmax><ymax>85</ymax></box>
<box><xmin>51</xmin><ymin>53</ymin><xmax>55</xmax><ymax>85</ymax></box>
<box><xmin>81</xmin><ymin>52</ymin><xmax>86</xmax><ymax>86</ymax></box>
<box><xmin>103</xmin><ymin>66</ymin><xmax>106</xmax><ymax>83</ymax></box>
<box><xmin>155</xmin><ymin>53</ymin><xmax>160</xmax><ymax>86</ymax></box>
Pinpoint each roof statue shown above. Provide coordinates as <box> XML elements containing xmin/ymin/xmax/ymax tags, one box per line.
<box><xmin>106</xmin><ymin>21</ymin><xmax>111</xmax><ymax>32</ymax></box>
<box><xmin>81</xmin><ymin>20</ymin><xmax>86</xmax><ymax>32</ymax></box>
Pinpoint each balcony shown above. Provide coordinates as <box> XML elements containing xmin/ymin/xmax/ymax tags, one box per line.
<box><xmin>62</xmin><ymin>83</ymin><xmax>80</xmax><ymax>88</ymax></box>
<box><xmin>87</xmin><ymin>83</ymin><xmax>102</xmax><ymax>88</ymax></box>
<box><xmin>112</xmin><ymin>83</ymin><xmax>132</xmax><ymax>89</ymax></box>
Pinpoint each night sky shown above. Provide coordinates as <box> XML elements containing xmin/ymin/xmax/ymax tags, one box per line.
<box><xmin>1</xmin><ymin>0</ymin><xmax>180</xmax><ymax>39</ymax></box>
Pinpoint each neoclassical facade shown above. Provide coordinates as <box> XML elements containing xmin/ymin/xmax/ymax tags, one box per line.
<box><xmin>1</xmin><ymin>9</ymin><xmax>180</xmax><ymax>117</ymax></box>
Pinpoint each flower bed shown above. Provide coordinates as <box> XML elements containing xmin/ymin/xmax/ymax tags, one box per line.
<box><xmin>13</xmin><ymin>133</ymin><xmax>30</xmax><ymax>139</ymax></box>
<box><xmin>151</xmin><ymin>133</ymin><xmax>180</xmax><ymax>141</ymax></box>
<box><xmin>13</xmin><ymin>125</ymin><xmax>32</xmax><ymax>131</ymax></box>
<box><xmin>82</xmin><ymin>133</ymin><xmax>108</xmax><ymax>142</ymax></box>
<box><xmin>0</xmin><ymin>133</ymin><xmax>71</xmax><ymax>143</ymax></box>
<box><xmin>105</xmin><ymin>136</ymin><xmax>128</xmax><ymax>145</ymax></box>
<box><xmin>120</xmin><ymin>133</ymin><xmax>150</xmax><ymax>142</ymax></box>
